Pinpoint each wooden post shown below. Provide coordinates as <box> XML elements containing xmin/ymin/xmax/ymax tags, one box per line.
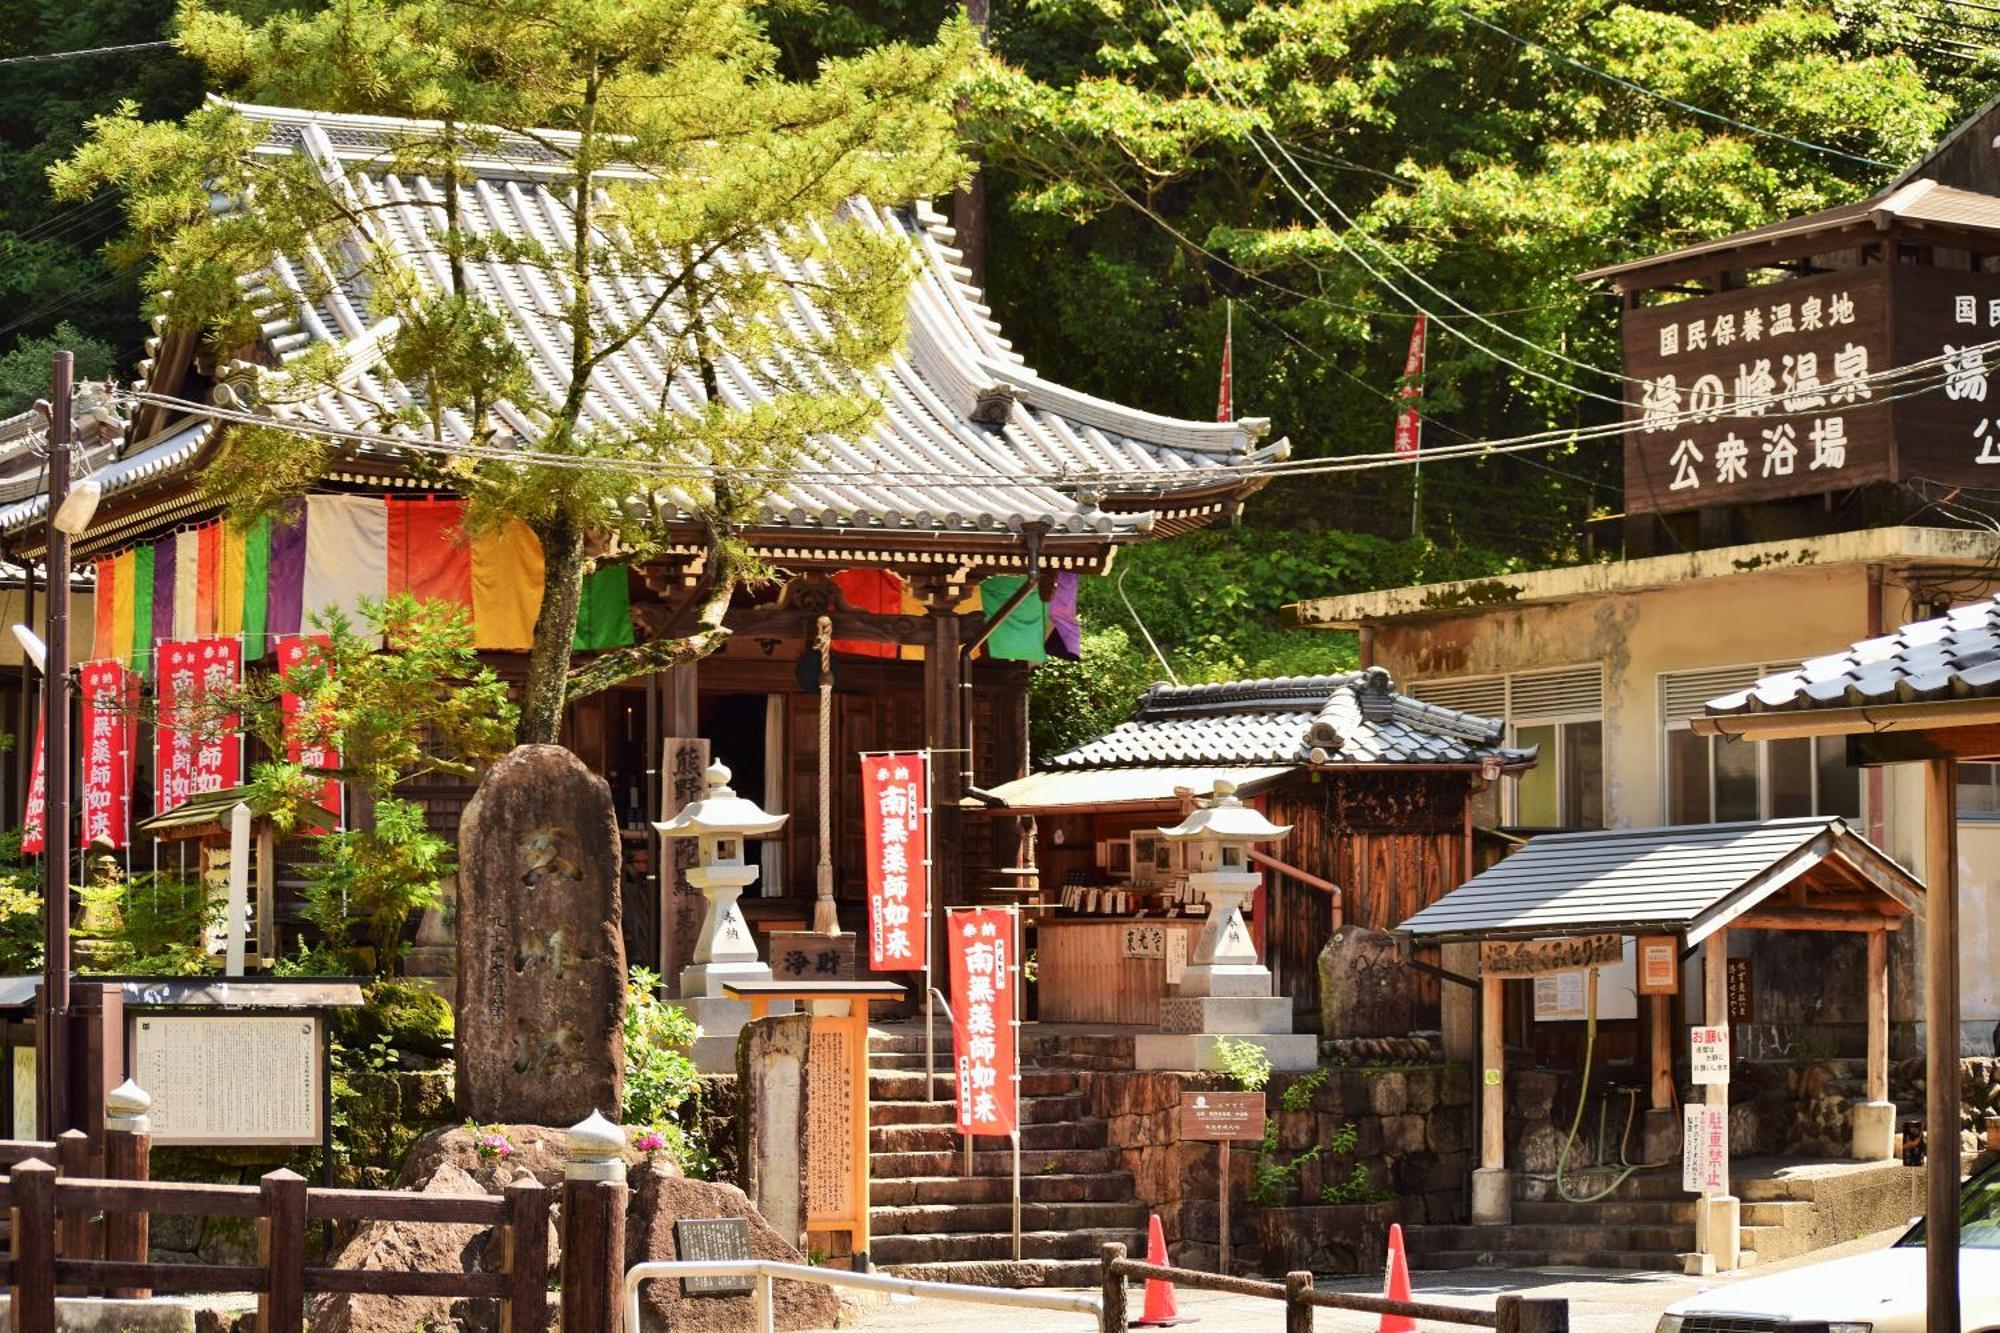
<box><xmin>1866</xmin><ymin>926</ymin><xmax>1889</xmax><ymax>1105</ymax></box>
<box><xmin>257</xmin><ymin>1168</ymin><xmax>308</xmax><ymax>1333</ymax></box>
<box><xmin>503</xmin><ymin>1177</ymin><xmax>551</xmax><ymax>1333</ymax></box>
<box><xmin>1472</xmin><ymin>969</ymin><xmax>1509</xmax><ymax>1224</ymax></box>
<box><xmin>1699</xmin><ymin>929</ymin><xmax>1738</xmax><ymax>1272</ymax></box>
<box><xmin>12</xmin><ymin>1158</ymin><xmax>57</xmax><ymax>1333</ymax></box>
<box><xmin>1649</xmin><ymin>994</ymin><xmax>1674</xmax><ymax>1110</ymax></box>
<box><xmin>56</xmin><ymin>1128</ymin><xmax>92</xmax><ymax>1285</ymax></box>
<box><xmin>1497</xmin><ymin>1293</ymin><xmax>1569</xmax><ymax>1333</ymax></box>
<box><xmin>1284</xmin><ymin>1270</ymin><xmax>1314</xmax><ymax>1333</ymax></box>
<box><xmin>1922</xmin><ymin>756</ymin><xmax>1961</xmax><ymax>1333</ymax></box>
<box><xmin>103</xmin><ymin>1084</ymin><xmax>152</xmax><ymax>1299</ymax></box>
<box><xmin>924</xmin><ymin>598</ymin><xmax>963</xmax><ymax>953</ymax></box>
<box><xmin>1099</xmin><ymin>1242</ymin><xmax>1127</xmax><ymax>1333</ymax></box>
<box><xmin>1218</xmin><ymin>1137</ymin><xmax>1232</xmax><ymax>1275</ymax></box>
<box><xmin>562</xmin><ymin>1114</ymin><xmax>629</xmax><ymax>1333</ymax></box>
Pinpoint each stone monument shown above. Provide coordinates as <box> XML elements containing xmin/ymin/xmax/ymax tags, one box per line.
<box><xmin>1318</xmin><ymin>925</ymin><xmax>1416</xmax><ymax>1039</ymax></box>
<box><xmin>456</xmin><ymin>744</ymin><xmax>626</xmax><ymax>1124</ymax></box>
<box><xmin>736</xmin><ymin>1012</ymin><xmax>813</xmax><ymax>1249</ymax></box>
<box><xmin>655</xmin><ymin>761</ymin><xmax>789</xmax><ymax>1073</ymax></box>
<box><xmin>1135</xmin><ymin>779</ymin><xmax>1317</xmax><ymax>1072</ymax></box>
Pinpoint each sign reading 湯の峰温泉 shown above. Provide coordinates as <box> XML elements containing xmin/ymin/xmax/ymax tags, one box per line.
<box><xmin>1624</xmin><ymin>265</ymin><xmax>2000</xmax><ymax>514</ymax></box>
<box><xmin>1481</xmin><ymin>933</ymin><xmax>1623</xmax><ymax>978</ymax></box>
<box><xmin>1683</xmin><ymin>1102</ymin><xmax>1728</xmax><ymax>1193</ymax></box>
<box><xmin>131</xmin><ymin>1013</ymin><xmax>321</xmax><ymax>1146</ymax></box>
<box><xmin>673</xmin><ymin>1217</ymin><xmax>755</xmax><ymax>1295</ymax></box>
<box><xmin>1691</xmin><ymin>1024</ymin><xmax>1730</xmax><ymax>1085</ymax></box>
<box><xmin>1180</xmin><ymin>1090</ymin><xmax>1267</xmax><ymax>1141</ymax></box>
<box><xmin>862</xmin><ymin>753</ymin><xmax>928</xmax><ymax>971</ymax></box>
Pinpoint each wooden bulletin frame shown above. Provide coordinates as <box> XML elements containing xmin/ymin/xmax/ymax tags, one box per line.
<box><xmin>1637</xmin><ymin>935</ymin><xmax>1680</xmax><ymax>996</ymax></box>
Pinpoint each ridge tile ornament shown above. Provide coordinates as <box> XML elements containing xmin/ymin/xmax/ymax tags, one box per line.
<box><xmin>1135</xmin><ymin>780</ymin><xmax>1317</xmax><ymax>1072</ymax></box>
<box><xmin>656</xmin><ymin>761</ymin><xmax>791</xmax><ymax>1073</ymax></box>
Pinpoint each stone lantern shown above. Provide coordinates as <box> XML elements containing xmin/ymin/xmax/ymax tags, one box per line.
<box><xmin>1135</xmin><ymin>778</ymin><xmax>1317</xmax><ymax>1071</ymax></box>
<box><xmin>655</xmin><ymin>760</ymin><xmax>789</xmax><ymax>1071</ymax></box>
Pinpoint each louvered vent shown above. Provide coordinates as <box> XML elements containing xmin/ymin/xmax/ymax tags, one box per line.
<box><xmin>1508</xmin><ymin>666</ymin><xmax>1603</xmax><ymax>719</ymax></box>
<box><xmin>1410</xmin><ymin>676</ymin><xmax>1506</xmax><ymax>718</ymax></box>
<box><xmin>1660</xmin><ymin>664</ymin><xmax>1771</xmax><ymax>725</ymax></box>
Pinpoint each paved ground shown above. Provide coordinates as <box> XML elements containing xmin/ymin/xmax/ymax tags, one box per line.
<box><xmin>841</xmin><ymin>1228</ymin><xmax>1906</xmax><ymax>1332</ymax></box>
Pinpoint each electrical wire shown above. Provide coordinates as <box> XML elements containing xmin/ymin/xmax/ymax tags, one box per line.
<box><xmin>0</xmin><ymin>39</ymin><xmax>175</xmax><ymax>66</ymax></box>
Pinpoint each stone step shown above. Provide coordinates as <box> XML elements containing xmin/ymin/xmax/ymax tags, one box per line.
<box><xmin>869</xmin><ymin>1226</ymin><xmax>1144</xmax><ymax>1267</ymax></box>
<box><xmin>1409</xmin><ymin>1224</ymin><xmax>1692</xmax><ymax>1255</ymax></box>
<box><xmin>871</xmin><ymin>1147</ymin><xmax>1125</xmax><ymax>1180</ymax></box>
<box><xmin>1410</xmin><ymin>1247</ymin><xmax>1686</xmax><ymax>1273</ymax></box>
<box><xmin>1512</xmin><ymin>1199</ymin><xmax>1698</xmax><ymax>1226</ymax></box>
<box><xmin>871</xmin><ymin>1070</ymin><xmax>1084</xmax><ymax>1100</ymax></box>
<box><xmin>871</xmin><ymin>1096</ymin><xmax>1089</xmax><ymax>1128</ymax></box>
<box><xmin>1514</xmin><ymin>1170</ymin><xmax>1686</xmax><ymax>1204</ymax></box>
<box><xmin>874</xmin><ymin>1258</ymin><xmax>1106</xmax><ymax>1289</ymax></box>
<box><xmin>868</xmin><ymin>1201</ymin><xmax>1149</xmax><ymax>1237</ymax></box>
<box><xmin>870</xmin><ymin>1119</ymin><xmax>1106</xmax><ymax>1155</ymax></box>
<box><xmin>1740</xmin><ymin>1199</ymin><xmax>1815</xmax><ymax>1227</ymax></box>
<box><xmin>871</xmin><ymin>1172</ymin><xmax>1138</xmax><ymax>1208</ymax></box>
<box><xmin>1739</xmin><ymin>1224</ymin><xmax>1821</xmax><ymax>1264</ymax></box>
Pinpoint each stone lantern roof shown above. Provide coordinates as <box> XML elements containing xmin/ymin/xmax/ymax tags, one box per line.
<box><xmin>1157</xmin><ymin>779</ymin><xmax>1291</xmax><ymax>843</ymax></box>
<box><xmin>653</xmin><ymin>762</ymin><xmax>788</xmax><ymax>839</ymax></box>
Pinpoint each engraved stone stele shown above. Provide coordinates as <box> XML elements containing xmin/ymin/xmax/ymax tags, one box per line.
<box><xmin>1135</xmin><ymin>779</ymin><xmax>1317</xmax><ymax>1072</ymax></box>
<box><xmin>655</xmin><ymin>760</ymin><xmax>790</xmax><ymax>1073</ymax></box>
<box><xmin>1318</xmin><ymin>925</ymin><xmax>1416</xmax><ymax>1040</ymax></box>
<box><xmin>456</xmin><ymin>744</ymin><xmax>625</xmax><ymax>1124</ymax></box>
<box><xmin>736</xmin><ymin>1012</ymin><xmax>812</xmax><ymax>1248</ymax></box>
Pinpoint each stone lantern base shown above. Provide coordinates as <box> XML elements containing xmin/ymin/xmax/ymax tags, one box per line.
<box><xmin>1134</xmin><ymin>993</ymin><xmax>1318</xmax><ymax>1071</ymax></box>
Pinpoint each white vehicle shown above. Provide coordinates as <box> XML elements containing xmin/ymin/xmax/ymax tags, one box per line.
<box><xmin>1657</xmin><ymin>1157</ymin><xmax>2000</xmax><ymax>1333</ymax></box>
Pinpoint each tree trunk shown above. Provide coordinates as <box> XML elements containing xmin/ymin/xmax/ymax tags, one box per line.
<box><xmin>521</xmin><ymin>517</ymin><xmax>589</xmax><ymax>744</ymax></box>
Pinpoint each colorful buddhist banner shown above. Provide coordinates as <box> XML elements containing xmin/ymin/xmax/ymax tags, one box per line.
<box><xmin>278</xmin><ymin>635</ymin><xmax>341</xmax><ymax>831</ymax></box>
<box><xmin>862</xmin><ymin>752</ymin><xmax>928</xmax><ymax>970</ymax></box>
<box><xmin>154</xmin><ymin>637</ymin><xmax>242</xmax><ymax>815</ymax></box>
<box><xmin>948</xmin><ymin>906</ymin><xmax>1018</xmax><ymax>1137</ymax></box>
<box><xmin>79</xmin><ymin>662</ymin><xmax>138</xmax><ymax>848</ymax></box>
<box><xmin>21</xmin><ymin>717</ymin><xmax>45</xmax><ymax>856</ymax></box>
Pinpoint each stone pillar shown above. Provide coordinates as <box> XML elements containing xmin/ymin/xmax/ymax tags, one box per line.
<box><xmin>737</xmin><ymin>1013</ymin><xmax>812</xmax><ymax>1249</ymax></box>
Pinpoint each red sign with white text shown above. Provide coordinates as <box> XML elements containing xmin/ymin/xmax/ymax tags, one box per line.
<box><xmin>948</xmin><ymin>907</ymin><xmax>1018</xmax><ymax>1137</ymax></box>
<box><xmin>862</xmin><ymin>752</ymin><xmax>928</xmax><ymax>970</ymax></box>
<box><xmin>79</xmin><ymin>661</ymin><xmax>138</xmax><ymax>848</ymax></box>
<box><xmin>1393</xmin><ymin>314</ymin><xmax>1428</xmax><ymax>458</ymax></box>
<box><xmin>154</xmin><ymin>637</ymin><xmax>242</xmax><ymax>815</ymax></box>
<box><xmin>278</xmin><ymin>635</ymin><xmax>341</xmax><ymax>830</ymax></box>
<box><xmin>21</xmin><ymin>717</ymin><xmax>45</xmax><ymax>855</ymax></box>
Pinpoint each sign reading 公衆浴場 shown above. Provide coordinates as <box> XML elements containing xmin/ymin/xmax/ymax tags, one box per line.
<box><xmin>1623</xmin><ymin>266</ymin><xmax>2000</xmax><ymax>514</ymax></box>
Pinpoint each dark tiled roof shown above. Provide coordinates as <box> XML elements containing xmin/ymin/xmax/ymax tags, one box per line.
<box><xmin>1705</xmin><ymin>596</ymin><xmax>2000</xmax><ymax>716</ymax></box>
<box><xmin>1047</xmin><ymin>667</ymin><xmax>1535</xmax><ymax>770</ymax></box>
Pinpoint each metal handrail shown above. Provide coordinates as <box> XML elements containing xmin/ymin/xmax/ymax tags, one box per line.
<box><xmin>622</xmin><ymin>1258</ymin><xmax>1103</xmax><ymax>1333</ymax></box>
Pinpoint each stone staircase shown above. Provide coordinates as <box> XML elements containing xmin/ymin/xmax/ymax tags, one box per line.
<box><xmin>867</xmin><ymin>1032</ymin><xmax>1147</xmax><ymax>1286</ymax></box>
<box><xmin>1404</xmin><ymin>1158</ymin><xmax>1920</xmax><ymax>1273</ymax></box>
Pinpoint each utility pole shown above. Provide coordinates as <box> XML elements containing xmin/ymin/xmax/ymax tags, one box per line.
<box><xmin>37</xmin><ymin>349</ymin><xmax>73</xmax><ymax>1137</ymax></box>
<box><xmin>954</xmin><ymin>0</ymin><xmax>990</xmax><ymax>289</ymax></box>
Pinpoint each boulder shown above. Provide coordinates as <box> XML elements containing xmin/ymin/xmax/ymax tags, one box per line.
<box><xmin>625</xmin><ymin>1163</ymin><xmax>839</xmax><ymax>1333</ymax></box>
<box><xmin>1317</xmin><ymin>927</ymin><xmax>1415</xmax><ymax>1040</ymax></box>
<box><xmin>397</xmin><ymin>1122</ymin><xmax>666</xmax><ymax>1195</ymax></box>
<box><xmin>456</xmin><ymin>744</ymin><xmax>626</xmax><ymax>1125</ymax></box>
<box><xmin>307</xmin><ymin>1162</ymin><xmax>494</xmax><ymax>1333</ymax></box>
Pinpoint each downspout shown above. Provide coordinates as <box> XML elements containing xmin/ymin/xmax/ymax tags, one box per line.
<box><xmin>958</xmin><ymin>523</ymin><xmax>1050</xmax><ymax>798</ymax></box>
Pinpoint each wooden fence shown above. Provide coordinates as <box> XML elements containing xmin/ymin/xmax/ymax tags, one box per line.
<box><xmin>1098</xmin><ymin>1244</ymin><xmax>1569</xmax><ymax>1333</ymax></box>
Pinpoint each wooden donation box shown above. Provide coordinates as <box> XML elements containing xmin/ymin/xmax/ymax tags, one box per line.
<box><xmin>724</xmin><ymin>980</ymin><xmax>903</xmax><ymax>1261</ymax></box>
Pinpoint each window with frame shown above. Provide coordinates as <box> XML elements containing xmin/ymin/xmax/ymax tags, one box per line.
<box><xmin>1410</xmin><ymin>667</ymin><xmax>1604</xmax><ymax>830</ymax></box>
<box><xmin>1660</xmin><ymin>665</ymin><xmax>1862</xmax><ymax>824</ymax></box>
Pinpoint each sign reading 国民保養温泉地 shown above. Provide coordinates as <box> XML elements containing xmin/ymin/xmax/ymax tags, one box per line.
<box><xmin>1623</xmin><ymin>265</ymin><xmax>2000</xmax><ymax>514</ymax></box>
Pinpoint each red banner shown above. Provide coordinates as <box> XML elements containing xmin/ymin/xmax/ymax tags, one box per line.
<box><xmin>1393</xmin><ymin>314</ymin><xmax>1428</xmax><ymax>458</ymax></box>
<box><xmin>948</xmin><ymin>907</ymin><xmax>1018</xmax><ymax>1137</ymax></box>
<box><xmin>21</xmin><ymin>717</ymin><xmax>45</xmax><ymax>855</ymax></box>
<box><xmin>862</xmin><ymin>752</ymin><xmax>928</xmax><ymax>970</ymax></box>
<box><xmin>278</xmin><ymin>635</ymin><xmax>341</xmax><ymax>830</ymax></box>
<box><xmin>79</xmin><ymin>662</ymin><xmax>138</xmax><ymax>848</ymax></box>
<box><xmin>155</xmin><ymin>637</ymin><xmax>242</xmax><ymax>815</ymax></box>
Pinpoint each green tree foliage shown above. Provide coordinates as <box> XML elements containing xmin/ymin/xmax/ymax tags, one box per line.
<box><xmin>56</xmin><ymin>0</ymin><xmax>973</xmax><ymax>743</ymax></box>
<box><xmin>0</xmin><ymin>322</ymin><xmax>116</xmax><ymax>417</ymax></box>
<box><xmin>623</xmin><ymin>967</ymin><xmax>708</xmax><ymax>1173</ymax></box>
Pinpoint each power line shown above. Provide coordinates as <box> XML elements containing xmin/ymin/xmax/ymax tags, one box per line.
<box><xmin>1452</xmin><ymin>9</ymin><xmax>1898</xmax><ymax>170</ymax></box>
<box><xmin>0</xmin><ymin>39</ymin><xmax>175</xmax><ymax>66</ymax></box>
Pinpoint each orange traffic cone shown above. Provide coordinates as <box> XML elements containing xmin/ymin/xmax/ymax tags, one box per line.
<box><xmin>1379</xmin><ymin>1223</ymin><xmax>1415</xmax><ymax>1333</ymax></box>
<box><xmin>1131</xmin><ymin>1213</ymin><xmax>1196</xmax><ymax>1327</ymax></box>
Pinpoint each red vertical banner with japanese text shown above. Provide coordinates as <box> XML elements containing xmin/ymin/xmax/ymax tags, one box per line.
<box><xmin>21</xmin><ymin>717</ymin><xmax>46</xmax><ymax>855</ymax></box>
<box><xmin>862</xmin><ymin>751</ymin><xmax>928</xmax><ymax>970</ymax></box>
<box><xmin>948</xmin><ymin>906</ymin><xmax>1018</xmax><ymax>1137</ymax></box>
<box><xmin>79</xmin><ymin>662</ymin><xmax>138</xmax><ymax>848</ymax></box>
<box><xmin>278</xmin><ymin>635</ymin><xmax>341</xmax><ymax>830</ymax></box>
<box><xmin>1393</xmin><ymin>314</ymin><xmax>1428</xmax><ymax>458</ymax></box>
<box><xmin>154</xmin><ymin>637</ymin><xmax>242</xmax><ymax>816</ymax></box>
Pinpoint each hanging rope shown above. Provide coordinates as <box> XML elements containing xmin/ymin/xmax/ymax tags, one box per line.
<box><xmin>813</xmin><ymin>614</ymin><xmax>839</xmax><ymax>934</ymax></box>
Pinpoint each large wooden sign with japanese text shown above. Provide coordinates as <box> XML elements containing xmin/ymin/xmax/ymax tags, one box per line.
<box><xmin>131</xmin><ymin>1013</ymin><xmax>322</xmax><ymax>1146</ymax></box>
<box><xmin>1623</xmin><ymin>264</ymin><xmax>2000</xmax><ymax>513</ymax></box>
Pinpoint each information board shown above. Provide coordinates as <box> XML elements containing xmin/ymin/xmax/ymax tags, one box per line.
<box><xmin>1683</xmin><ymin>1102</ymin><xmax>1728</xmax><ymax>1193</ymax></box>
<box><xmin>673</xmin><ymin>1217</ymin><xmax>754</xmax><ymax>1295</ymax></box>
<box><xmin>131</xmin><ymin>1013</ymin><xmax>322</xmax><ymax>1146</ymax></box>
<box><xmin>1179</xmin><ymin>1090</ymin><xmax>1266</xmax><ymax>1141</ymax></box>
<box><xmin>1122</xmin><ymin>923</ymin><xmax>1166</xmax><ymax>959</ymax></box>
<box><xmin>1690</xmin><ymin>1025</ymin><xmax>1730</xmax><ymax>1085</ymax></box>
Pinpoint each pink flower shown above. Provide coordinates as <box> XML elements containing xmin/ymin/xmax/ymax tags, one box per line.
<box><xmin>636</xmin><ymin>1131</ymin><xmax>666</xmax><ymax>1153</ymax></box>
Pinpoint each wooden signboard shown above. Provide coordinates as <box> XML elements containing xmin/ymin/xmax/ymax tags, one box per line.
<box><xmin>1622</xmin><ymin>263</ymin><xmax>2000</xmax><ymax>515</ymax></box>
<box><xmin>1180</xmin><ymin>1090</ymin><xmax>1267</xmax><ymax>1141</ymax></box>
<box><xmin>1638</xmin><ymin>935</ymin><xmax>1679</xmax><ymax>996</ymax></box>
<box><xmin>674</xmin><ymin>1218</ymin><xmax>754</xmax><ymax>1295</ymax></box>
<box><xmin>131</xmin><ymin>1013</ymin><xmax>322</xmax><ymax>1146</ymax></box>
<box><xmin>1727</xmin><ymin>958</ymin><xmax>1754</xmax><ymax>1022</ymax></box>
<box><xmin>770</xmin><ymin>932</ymin><xmax>856</xmax><ymax>982</ymax></box>
<box><xmin>1481</xmin><ymin>934</ymin><xmax>1622</xmax><ymax>978</ymax></box>
<box><xmin>660</xmin><ymin>737</ymin><xmax>711</xmax><ymax>981</ymax></box>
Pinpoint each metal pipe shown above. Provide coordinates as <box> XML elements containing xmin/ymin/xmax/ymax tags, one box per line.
<box><xmin>39</xmin><ymin>350</ymin><xmax>73</xmax><ymax>1137</ymax></box>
